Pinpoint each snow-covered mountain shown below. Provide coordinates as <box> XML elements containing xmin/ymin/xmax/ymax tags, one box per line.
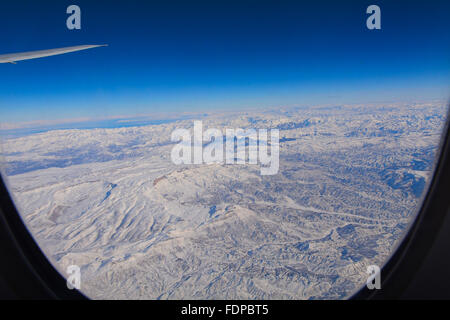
<box><xmin>0</xmin><ymin>101</ymin><xmax>446</xmax><ymax>299</ymax></box>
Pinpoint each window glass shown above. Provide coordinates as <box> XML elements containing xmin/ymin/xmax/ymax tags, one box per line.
<box><xmin>0</xmin><ymin>1</ymin><xmax>449</xmax><ymax>299</ymax></box>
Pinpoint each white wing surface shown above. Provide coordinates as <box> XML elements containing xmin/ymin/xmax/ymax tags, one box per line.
<box><xmin>0</xmin><ymin>44</ymin><xmax>107</xmax><ymax>64</ymax></box>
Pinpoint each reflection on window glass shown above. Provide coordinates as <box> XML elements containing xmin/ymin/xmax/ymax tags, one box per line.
<box><xmin>0</xmin><ymin>1</ymin><xmax>449</xmax><ymax>299</ymax></box>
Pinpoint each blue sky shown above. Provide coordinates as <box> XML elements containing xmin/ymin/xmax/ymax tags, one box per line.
<box><xmin>0</xmin><ymin>0</ymin><xmax>449</xmax><ymax>123</ymax></box>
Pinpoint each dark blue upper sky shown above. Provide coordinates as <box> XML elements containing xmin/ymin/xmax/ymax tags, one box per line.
<box><xmin>0</xmin><ymin>0</ymin><xmax>449</xmax><ymax>123</ymax></box>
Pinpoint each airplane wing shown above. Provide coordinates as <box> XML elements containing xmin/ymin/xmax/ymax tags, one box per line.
<box><xmin>0</xmin><ymin>44</ymin><xmax>107</xmax><ymax>64</ymax></box>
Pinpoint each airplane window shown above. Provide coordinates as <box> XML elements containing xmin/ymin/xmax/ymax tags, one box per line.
<box><xmin>0</xmin><ymin>1</ymin><xmax>449</xmax><ymax>299</ymax></box>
